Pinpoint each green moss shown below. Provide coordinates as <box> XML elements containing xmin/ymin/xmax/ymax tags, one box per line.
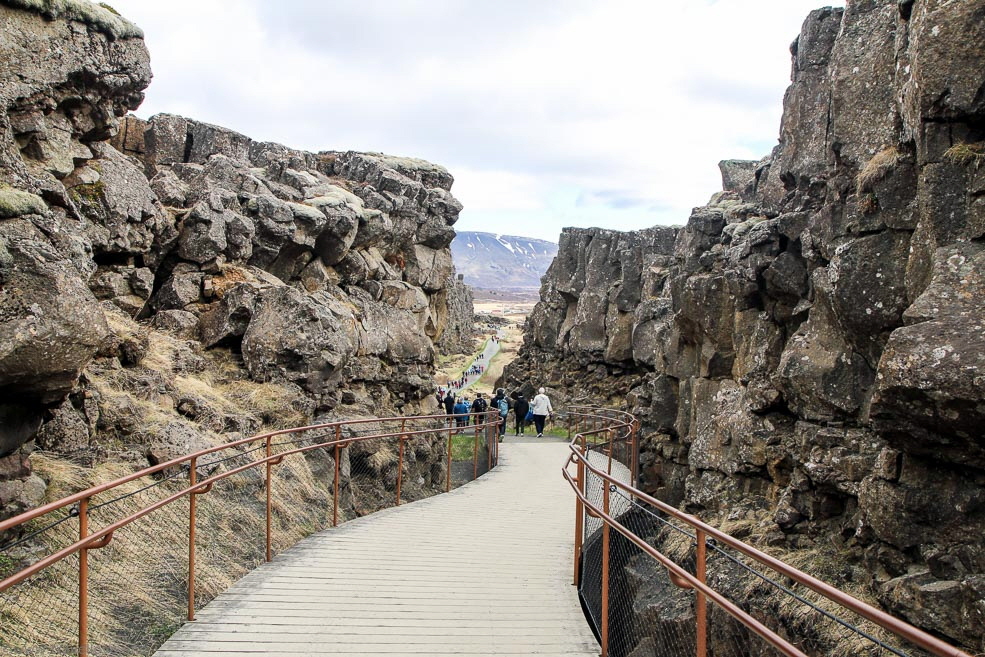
<box><xmin>3</xmin><ymin>0</ymin><xmax>143</xmax><ymax>39</ymax></box>
<box><xmin>0</xmin><ymin>554</ymin><xmax>17</xmax><ymax>579</ymax></box>
<box><xmin>0</xmin><ymin>185</ymin><xmax>46</xmax><ymax>218</ymax></box>
<box><xmin>68</xmin><ymin>180</ymin><xmax>106</xmax><ymax>205</ymax></box>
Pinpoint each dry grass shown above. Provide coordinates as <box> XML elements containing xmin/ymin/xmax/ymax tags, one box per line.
<box><xmin>367</xmin><ymin>446</ymin><xmax>398</xmax><ymax>471</ymax></box>
<box><xmin>944</xmin><ymin>141</ymin><xmax>985</xmax><ymax>165</ymax></box>
<box><xmin>2</xmin><ymin>442</ymin><xmax>349</xmax><ymax>656</ymax></box>
<box><xmin>215</xmin><ymin>380</ymin><xmax>311</xmax><ymax>429</ymax></box>
<box><xmin>856</xmin><ymin>146</ymin><xmax>903</xmax><ymax>191</ymax></box>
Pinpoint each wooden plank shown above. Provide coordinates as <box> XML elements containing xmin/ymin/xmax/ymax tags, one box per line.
<box><xmin>154</xmin><ymin>442</ymin><xmax>625</xmax><ymax>657</ymax></box>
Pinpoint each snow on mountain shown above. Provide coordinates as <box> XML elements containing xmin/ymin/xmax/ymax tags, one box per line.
<box><xmin>451</xmin><ymin>231</ymin><xmax>558</xmax><ymax>290</ymax></box>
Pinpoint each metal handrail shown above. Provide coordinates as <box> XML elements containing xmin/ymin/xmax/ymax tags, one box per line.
<box><xmin>563</xmin><ymin>407</ymin><xmax>974</xmax><ymax>657</ymax></box>
<box><xmin>0</xmin><ymin>410</ymin><xmax>503</xmax><ymax>657</ymax></box>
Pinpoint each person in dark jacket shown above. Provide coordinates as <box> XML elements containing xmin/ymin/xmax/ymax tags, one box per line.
<box><xmin>444</xmin><ymin>391</ymin><xmax>455</xmax><ymax>415</ymax></box>
<box><xmin>513</xmin><ymin>393</ymin><xmax>529</xmax><ymax>436</ymax></box>
<box><xmin>470</xmin><ymin>393</ymin><xmax>487</xmax><ymax>425</ymax></box>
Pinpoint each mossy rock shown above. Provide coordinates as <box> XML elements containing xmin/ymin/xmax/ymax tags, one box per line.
<box><xmin>3</xmin><ymin>0</ymin><xmax>143</xmax><ymax>39</ymax></box>
<box><xmin>0</xmin><ymin>187</ymin><xmax>46</xmax><ymax>218</ymax></box>
<box><xmin>69</xmin><ymin>181</ymin><xmax>106</xmax><ymax>206</ymax></box>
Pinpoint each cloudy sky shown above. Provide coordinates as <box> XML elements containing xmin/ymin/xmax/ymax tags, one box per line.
<box><xmin>109</xmin><ymin>0</ymin><xmax>842</xmax><ymax>242</ymax></box>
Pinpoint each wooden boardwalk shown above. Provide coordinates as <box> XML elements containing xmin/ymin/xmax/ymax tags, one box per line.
<box><xmin>154</xmin><ymin>439</ymin><xmax>601</xmax><ymax>657</ymax></box>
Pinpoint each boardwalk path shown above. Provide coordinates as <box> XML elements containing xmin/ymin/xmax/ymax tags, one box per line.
<box><xmin>155</xmin><ymin>439</ymin><xmax>600</xmax><ymax>657</ymax></box>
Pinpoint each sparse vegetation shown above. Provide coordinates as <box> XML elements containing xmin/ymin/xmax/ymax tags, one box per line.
<box><xmin>856</xmin><ymin>146</ymin><xmax>903</xmax><ymax>191</ymax></box>
<box><xmin>944</xmin><ymin>141</ymin><xmax>985</xmax><ymax>165</ymax></box>
<box><xmin>67</xmin><ymin>180</ymin><xmax>106</xmax><ymax>206</ymax></box>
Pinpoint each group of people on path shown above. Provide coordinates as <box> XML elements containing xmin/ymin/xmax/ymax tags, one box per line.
<box><xmin>447</xmin><ymin>361</ymin><xmax>484</xmax><ymax>390</ymax></box>
<box><xmin>440</xmin><ymin>387</ymin><xmax>554</xmax><ymax>439</ymax></box>
<box><xmin>441</xmin><ymin>337</ymin><xmax>496</xmax><ymax>395</ymax></box>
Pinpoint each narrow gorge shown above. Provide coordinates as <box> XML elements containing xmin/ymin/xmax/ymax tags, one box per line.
<box><xmin>504</xmin><ymin>1</ymin><xmax>985</xmax><ymax>652</ymax></box>
<box><xmin>1</xmin><ymin>0</ymin><xmax>983</xmax><ymax>655</ymax></box>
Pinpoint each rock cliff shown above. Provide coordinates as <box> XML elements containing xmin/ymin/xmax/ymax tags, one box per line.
<box><xmin>505</xmin><ymin>1</ymin><xmax>985</xmax><ymax>650</ymax></box>
<box><xmin>0</xmin><ymin>1</ymin><xmax>463</xmax><ymax>521</ymax></box>
<box><xmin>434</xmin><ymin>273</ymin><xmax>476</xmax><ymax>355</ymax></box>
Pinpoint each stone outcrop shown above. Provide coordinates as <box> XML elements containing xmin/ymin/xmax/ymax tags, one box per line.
<box><xmin>434</xmin><ymin>273</ymin><xmax>476</xmax><ymax>355</ymax></box>
<box><xmin>505</xmin><ymin>1</ymin><xmax>985</xmax><ymax>652</ymax></box>
<box><xmin>0</xmin><ymin>1</ymin><xmax>464</xmax><ymax>521</ymax></box>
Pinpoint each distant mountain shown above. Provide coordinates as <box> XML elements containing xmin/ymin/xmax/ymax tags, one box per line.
<box><xmin>451</xmin><ymin>232</ymin><xmax>558</xmax><ymax>290</ymax></box>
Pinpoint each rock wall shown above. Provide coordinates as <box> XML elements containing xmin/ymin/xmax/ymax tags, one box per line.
<box><xmin>0</xmin><ymin>1</ymin><xmax>464</xmax><ymax>520</ymax></box>
<box><xmin>505</xmin><ymin>1</ymin><xmax>985</xmax><ymax>650</ymax></box>
<box><xmin>434</xmin><ymin>273</ymin><xmax>476</xmax><ymax>355</ymax></box>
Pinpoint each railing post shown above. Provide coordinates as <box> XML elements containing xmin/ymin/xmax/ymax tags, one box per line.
<box><xmin>446</xmin><ymin>416</ymin><xmax>453</xmax><ymax>492</ymax></box>
<box><xmin>265</xmin><ymin>435</ymin><xmax>273</xmax><ymax>562</ymax></box>
<box><xmin>696</xmin><ymin>528</ymin><xmax>708</xmax><ymax>657</ymax></box>
<box><xmin>573</xmin><ymin>448</ymin><xmax>585</xmax><ymax>586</ymax></box>
<box><xmin>601</xmin><ymin>482</ymin><xmax>611</xmax><ymax>657</ymax></box>
<box><xmin>333</xmin><ymin>425</ymin><xmax>342</xmax><ymax>527</ymax></box>
<box><xmin>187</xmin><ymin>457</ymin><xmax>197</xmax><ymax>622</ymax></box>
<box><xmin>397</xmin><ymin>419</ymin><xmax>406</xmax><ymax>506</ymax></box>
<box><xmin>487</xmin><ymin>414</ymin><xmax>493</xmax><ymax>472</ymax></box>
<box><xmin>631</xmin><ymin>420</ymin><xmax>639</xmax><ymax>488</ymax></box>
<box><xmin>473</xmin><ymin>418</ymin><xmax>479</xmax><ymax>481</ymax></box>
<box><xmin>608</xmin><ymin>428</ymin><xmax>614</xmax><ymax>476</ymax></box>
<box><xmin>78</xmin><ymin>497</ymin><xmax>90</xmax><ymax>657</ymax></box>
<box><xmin>494</xmin><ymin>415</ymin><xmax>499</xmax><ymax>467</ymax></box>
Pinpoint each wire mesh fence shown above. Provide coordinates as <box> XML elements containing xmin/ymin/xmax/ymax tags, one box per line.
<box><xmin>565</xmin><ymin>407</ymin><xmax>968</xmax><ymax>657</ymax></box>
<box><xmin>0</xmin><ymin>412</ymin><xmax>501</xmax><ymax>657</ymax></box>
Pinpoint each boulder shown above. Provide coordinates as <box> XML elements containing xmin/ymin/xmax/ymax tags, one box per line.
<box><xmin>241</xmin><ymin>285</ymin><xmax>357</xmax><ymax>395</ymax></box>
<box><xmin>0</xmin><ymin>219</ymin><xmax>108</xmax><ymax>405</ymax></box>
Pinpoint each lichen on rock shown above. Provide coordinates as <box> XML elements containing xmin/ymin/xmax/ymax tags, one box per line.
<box><xmin>0</xmin><ymin>186</ymin><xmax>45</xmax><ymax>217</ymax></box>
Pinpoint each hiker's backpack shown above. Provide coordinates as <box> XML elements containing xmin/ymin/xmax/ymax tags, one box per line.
<box><xmin>497</xmin><ymin>398</ymin><xmax>509</xmax><ymax>417</ymax></box>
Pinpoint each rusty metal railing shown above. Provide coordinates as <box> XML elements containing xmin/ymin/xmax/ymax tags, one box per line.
<box><xmin>563</xmin><ymin>407</ymin><xmax>974</xmax><ymax>657</ymax></box>
<box><xmin>0</xmin><ymin>410</ymin><xmax>502</xmax><ymax>657</ymax></box>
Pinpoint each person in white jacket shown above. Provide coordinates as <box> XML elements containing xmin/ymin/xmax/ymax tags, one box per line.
<box><xmin>530</xmin><ymin>387</ymin><xmax>553</xmax><ymax>437</ymax></box>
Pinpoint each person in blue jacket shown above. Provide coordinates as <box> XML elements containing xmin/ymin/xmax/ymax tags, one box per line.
<box><xmin>453</xmin><ymin>397</ymin><xmax>470</xmax><ymax>432</ymax></box>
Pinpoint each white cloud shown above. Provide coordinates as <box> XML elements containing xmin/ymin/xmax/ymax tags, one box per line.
<box><xmin>109</xmin><ymin>0</ymin><xmax>843</xmax><ymax>241</ymax></box>
<box><xmin>450</xmin><ymin>168</ymin><xmax>544</xmax><ymax>213</ymax></box>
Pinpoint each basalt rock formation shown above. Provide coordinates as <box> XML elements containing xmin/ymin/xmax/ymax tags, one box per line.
<box><xmin>505</xmin><ymin>1</ymin><xmax>985</xmax><ymax>651</ymax></box>
<box><xmin>0</xmin><ymin>1</ymin><xmax>463</xmax><ymax>521</ymax></box>
<box><xmin>435</xmin><ymin>273</ymin><xmax>476</xmax><ymax>355</ymax></box>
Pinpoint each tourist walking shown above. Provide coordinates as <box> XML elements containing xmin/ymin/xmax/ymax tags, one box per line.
<box><xmin>492</xmin><ymin>389</ymin><xmax>509</xmax><ymax>439</ymax></box>
<box><xmin>513</xmin><ymin>393</ymin><xmax>529</xmax><ymax>436</ymax></box>
<box><xmin>470</xmin><ymin>393</ymin><xmax>487</xmax><ymax>425</ymax></box>
<box><xmin>454</xmin><ymin>397</ymin><xmax>470</xmax><ymax>431</ymax></box>
<box><xmin>444</xmin><ymin>390</ymin><xmax>455</xmax><ymax>415</ymax></box>
<box><xmin>530</xmin><ymin>387</ymin><xmax>553</xmax><ymax>437</ymax></box>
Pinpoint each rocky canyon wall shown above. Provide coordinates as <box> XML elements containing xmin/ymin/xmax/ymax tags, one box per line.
<box><xmin>505</xmin><ymin>1</ymin><xmax>985</xmax><ymax>649</ymax></box>
<box><xmin>0</xmin><ymin>1</ymin><xmax>464</xmax><ymax>521</ymax></box>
